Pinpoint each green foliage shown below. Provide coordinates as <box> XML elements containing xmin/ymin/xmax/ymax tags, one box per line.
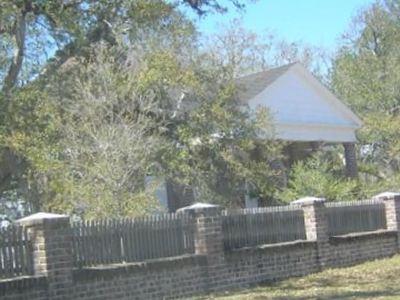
<box><xmin>0</xmin><ymin>0</ymin><xmax>258</xmax><ymax>218</ymax></box>
<box><xmin>0</xmin><ymin>83</ymin><xmax>62</xmax><ymax>214</ymax></box>
<box><xmin>6</xmin><ymin>37</ymin><xmax>279</xmax><ymax>217</ymax></box>
<box><xmin>7</xmin><ymin>0</ymin><xmax>400</xmax><ymax>219</ymax></box>
<box><xmin>48</xmin><ymin>45</ymin><xmax>165</xmax><ymax>218</ymax></box>
<box><xmin>331</xmin><ymin>0</ymin><xmax>400</xmax><ymax>180</ymax></box>
<box><xmin>279</xmin><ymin>153</ymin><xmax>360</xmax><ymax>202</ymax></box>
<box><xmin>162</xmin><ymin>76</ymin><xmax>281</xmax><ymax>206</ymax></box>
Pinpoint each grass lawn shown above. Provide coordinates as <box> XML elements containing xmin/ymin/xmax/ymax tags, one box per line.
<box><xmin>202</xmin><ymin>254</ymin><xmax>400</xmax><ymax>300</ymax></box>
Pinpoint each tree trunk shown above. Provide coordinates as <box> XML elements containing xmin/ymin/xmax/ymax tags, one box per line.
<box><xmin>343</xmin><ymin>142</ymin><xmax>358</xmax><ymax>178</ymax></box>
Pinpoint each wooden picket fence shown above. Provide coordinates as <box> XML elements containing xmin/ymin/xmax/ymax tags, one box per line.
<box><xmin>0</xmin><ymin>198</ymin><xmax>390</xmax><ymax>274</ymax></box>
<box><xmin>221</xmin><ymin>205</ymin><xmax>307</xmax><ymax>250</ymax></box>
<box><xmin>326</xmin><ymin>199</ymin><xmax>387</xmax><ymax>236</ymax></box>
<box><xmin>71</xmin><ymin>213</ymin><xmax>195</xmax><ymax>268</ymax></box>
<box><xmin>0</xmin><ymin>226</ymin><xmax>33</xmax><ymax>278</ymax></box>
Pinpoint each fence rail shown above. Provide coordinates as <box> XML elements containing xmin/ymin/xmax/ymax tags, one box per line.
<box><xmin>0</xmin><ymin>197</ymin><xmax>393</xmax><ymax>275</ymax></box>
<box><xmin>221</xmin><ymin>205</ymin><xmax>307</xmax><ymax>250</ymax></box>
<box><xmin>71</xmin><ymin>213</ymin><xmax>195</xmax><ymax>268</ymax></box>
<box><xmin>326</xmin><ymin>199</ymin><xmax>387</xmax><ymax>236</ymax></box>
<box><xmin>0</xmin><ymin>226</ymin><xmax>33</xmax><ymax>279</ymax></box>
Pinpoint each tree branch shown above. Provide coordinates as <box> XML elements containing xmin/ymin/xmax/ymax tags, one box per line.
<box><xmin>39</xmin><ymin>20</ymin><xmax>115</xmax><ymax>78</ymax></box>
<box><xmin>2</xmin><ymin>12</ymin><xmax>26</xmax><ymax>94</ymax></box>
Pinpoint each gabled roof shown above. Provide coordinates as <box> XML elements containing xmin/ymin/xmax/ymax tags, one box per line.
<box><xmin>236</xmin><ymin>63</ymin><xmax>297</xmax><ymax>104</ymax></box>
<box><xmin>236</xmin><ymin>62</ymin><xmax>362</xmax><ymax>128</ymax></box>
<box><xmin>235</xmin><ymin>63</ymin><xmax>363</xmax><ymax>143</ymax></box>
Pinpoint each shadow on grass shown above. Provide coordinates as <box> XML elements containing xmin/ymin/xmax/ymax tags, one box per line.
<box><xmin>204</xmin><ymin>275</ymin><xmax>400</xmax><ymax>300</ymax></box>
<box><xmin>198</xmin><ymin>256</ymin><xmax>400</xmax><ymax>300</ymax></box>
<box><xmin>271</xmin><ymin>276</ymin><xmax>342</xmax><ymax>291</ymax></box>
<box><xmin>249</xmin><ymin>289</ymin><xmax>400</xmax><ymax>300</ymax></box>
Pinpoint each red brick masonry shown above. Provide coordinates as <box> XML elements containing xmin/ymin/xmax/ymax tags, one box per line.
<box><xmin>2</xmin><ymin>193</ymin><xmax>400</xmax><ymax>300</ymax></box>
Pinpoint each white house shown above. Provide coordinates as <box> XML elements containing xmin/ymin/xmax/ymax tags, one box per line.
<box><xmin>155</xmin><ymin>62</ymin><xmax>362</xmax><ymax>211</ymax></box>
<box><xmin>237</xmin><ymin>62</ymin><xmax>362</xmax><ymax>144</ymax></box>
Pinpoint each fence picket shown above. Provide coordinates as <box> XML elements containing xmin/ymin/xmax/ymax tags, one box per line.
<box><xmin>221</xmin><ymin>206</ymin><xmax>307</xmax><ymax>250</ymax></box>
<box><xmin>326</xmin><ymin>199</ymin><xmax>386</xmax><ymax>236</ymax></box>
<box><xmin>70</xmin><ymin>212</ymin><xmax>195</xmax><ymax>267</ymax></box>
<box><xmin>0</xmin><ymin>197</ymin><xmax>392</xmax><ymax>277</ymax></box>
<box><xmin>0</xmin><ymin>226</ymin><xmax>33</xmax><ymax>278</ymax></box>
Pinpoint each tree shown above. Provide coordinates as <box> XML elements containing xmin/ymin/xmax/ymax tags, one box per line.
<box><xmin>331</xmin><ymin>0</ymin><xmax>400</xmax><ymax>184</ymax></box>
<box><xmin>0</xmin><ymin>0</ymin><xmax>251</xmax><ymax>93</ymax></box>
<box><xmin>44</xmin><ymin>36</ymin><xmax>281</xmax><ymax>216</ymax></box>
<box><xmin>203</xmin><ymin>19</ymin><xmax>329</xmax><ymax>78</ymax></box>
<box><xmin>160</xmin><ymin>64</ymin><xmax>281</xmax><ymax>206</ymax></box>
<box><xmin>1</xmin><ymin>0</ymin><xmax>280</xmax><ymax>218</ymax></box>
<box><xmin>0</xmin><ymin>0</ymin><xmax>257</xmax><ymax>219</ymax></box>
<box><xmin>43</xmin><ymin>45</ymin><xmax>168</xmax><ymax>218</ymax></box>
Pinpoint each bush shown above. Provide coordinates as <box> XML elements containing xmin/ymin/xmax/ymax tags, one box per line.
<box><xmin>278</xmin><ymin>154</ymin><xmax>360</xmax><ymax>203</ymax></box>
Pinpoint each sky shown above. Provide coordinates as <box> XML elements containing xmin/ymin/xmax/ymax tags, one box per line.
<box><xmin>191</xmin><ymin>0</ymin><xmax>374</xmax><ymax>50</ymax></box>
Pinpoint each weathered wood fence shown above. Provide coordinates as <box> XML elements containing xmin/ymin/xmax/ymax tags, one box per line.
<box><xmin>71</xmin><ymin>213</ymin><xmax>195</xmax><ymax>267</ymax></box>
<box><xmin>0</xmin><ymin>198</ymin><xmax>394</xmax><ymax>276</ymax></box>
<box><xmin>0</xmin><ymin>226</ymin><xmax>33</xmax><ymax>278</ymax></box>
<box><xmin>221</xmin><ymin>205</ymin><xmax>307</xmax><ymax>250</ymax></box>
<box><xmin>326</xmin><ymin>199</ymin><xmax>387</xmax><ymax>236</ymax></box>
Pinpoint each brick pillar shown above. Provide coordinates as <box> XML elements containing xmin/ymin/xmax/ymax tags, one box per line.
<box><xmin>343</xmin><ymin>142</ymin><xmax>358</xmax><ymax>178</ymax></box>
<box><xmin>292</xmin><ymin>197</ymin><xmax>330</xmax><ymax>270</ymax></box>
<box><xmin>17</xmin><ymin>212</ymin><xmax>73</xmax><ymax>300</ymax></box>
<box><xmin>177</xmin><ymin>203</ymin><xmax>224</xmax><ymax>291</ymax></box>
<box><xmin>374</xmin><ymin>192</ymin><xmax>400</xmax><ymax>250</ymax></box>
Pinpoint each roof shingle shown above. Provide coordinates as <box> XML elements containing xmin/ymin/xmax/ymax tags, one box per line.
<box><xmin>236</xmin><ymin>63</ymin><xmax>297</xmax><ymax>103</ymax></box>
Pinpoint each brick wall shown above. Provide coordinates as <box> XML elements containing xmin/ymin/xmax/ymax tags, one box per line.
<box><xmin>1</xmin><ymin>193</ymin><xmax>400</xmax><ymax>300</ymax></box>
<box><xmin>223</xmin><ymin>240</ymin><xmax>319</xmax><ymax>289</ymax></box>
<box><xmin>329</xmin><ymin>230</ymin><xmax>398</xmax><ymax>267</ymax></box>
<box><xmin>72</xmin><ymin>255</ymin><xmax>208</xmax><ymax>300</ymax></box>
<box><xmin>0</xmin><ymin>276</ymin><xmax>47</xmax><ymax>300</ymax></box>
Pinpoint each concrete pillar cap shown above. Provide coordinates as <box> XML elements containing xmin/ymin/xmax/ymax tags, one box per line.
<box><xmin>16</xmin><ymin>212</ymin><xmax>69</xmax><ymax>226</ymax></box>
<box><xmin>291</xmin><ymin>197</ymin><xmax>326</xmax><ymax>206</ymax></box>
<box><xmin>177</xmin><ymin>202</ymin><xmax>220</xmax><ymax>213</ymax></box>
<box><xmin>373</xmin><ymin>192</ymin><xmax>400</xmax><ymax>200</ymax></box>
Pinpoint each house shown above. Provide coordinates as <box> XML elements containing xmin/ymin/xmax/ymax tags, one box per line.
<box><xmin>154</xmin><ymin>62</ymin><xmax>362</xmax><ymax>211</ymax></box>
